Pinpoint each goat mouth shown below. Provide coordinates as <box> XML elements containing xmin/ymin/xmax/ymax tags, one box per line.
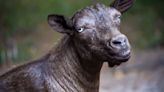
<box><xmin>105</xmin><ymin>50</ymin><xmax>131</xmax><ymax>67</ymax></box>
<box><xmin>114</xmin><ymin>50</ymin><xmax>131</xmax><ymax>60</ymax></box>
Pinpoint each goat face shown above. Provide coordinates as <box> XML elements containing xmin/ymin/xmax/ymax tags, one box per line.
<box><xmin>48</xmin><ymin>0</ymin><xmax>134</xmax><ymax>67</ymax></box>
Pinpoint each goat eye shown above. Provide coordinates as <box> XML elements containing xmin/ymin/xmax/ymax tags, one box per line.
<box><xmin>114</xmin><ymin>15</ymin><xmax>121</xmax><ymax>20</ymax></box>
<box><xmin>117</xmin><ymin>15</ymin><xmax>121</xmax><ymax>19</ymax></box>
<box><xmin>77</xmin><ymin>28</ymin><xmax>84</xmax><ymax>32</ymax></box>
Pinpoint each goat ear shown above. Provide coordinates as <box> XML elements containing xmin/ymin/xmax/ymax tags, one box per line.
<box><xmin>48</xmin><ymin>14</ymin><xmax>74</xmax><ymax>34</ymax></box>
<box><xmin>110</xmin><ymin>0</ymin><xmax>135</xmax><ymax>13</ymax></box>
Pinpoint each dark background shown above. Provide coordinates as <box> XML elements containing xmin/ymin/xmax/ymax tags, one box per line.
<box><xmin>0</xmin><ymin>0</ymin><xmax>164</xmax><ymax>92</ymax></box>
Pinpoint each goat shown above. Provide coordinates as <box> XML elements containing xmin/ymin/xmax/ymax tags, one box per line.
<box><xmin>0</xmin><ymin>0</ymin><xmax>134</xmax><ymax>92</ymax></box>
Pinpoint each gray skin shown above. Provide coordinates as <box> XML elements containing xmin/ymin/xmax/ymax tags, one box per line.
<box><xmin>0</xmin><ymin>0</ymin><xmax>134</xmax><ymax>92</ymax></box>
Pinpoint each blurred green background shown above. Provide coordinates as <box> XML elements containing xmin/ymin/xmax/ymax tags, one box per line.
<box><xmin>0</xmin><ymin>0</ymin><xmax>164</xmax><ymax>92</ymax></box>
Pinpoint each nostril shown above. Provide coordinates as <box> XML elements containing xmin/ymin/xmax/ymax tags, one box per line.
<box><xmin>110</xmin><ymin>35</ymin><xmax>129</xmax><ymax>48</ymax></box>
<box><xmin>112</xmin><ymin>40</ymin><xmax>122</xmax><ymax>45</ymax></box>
<box><xmin>110</xmin><ymin>38</ymin><xmax>127</xmax><ymax>48</ymax></box>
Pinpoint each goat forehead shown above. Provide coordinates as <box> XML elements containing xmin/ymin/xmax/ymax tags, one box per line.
<box><xmin>73</xmin><ymin>4</ymin><xmax>121</xmax><ymax>27</ymax></box>
<box><xmin>95</xmin><ymin>7</ymin><xmax>121</xmax><ymax>28</ymax></box>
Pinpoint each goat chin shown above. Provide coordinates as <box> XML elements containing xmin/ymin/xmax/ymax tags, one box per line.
<box><xmin>107</xmin><ymin>56</ymin><xmax>130</xmax><ymax>67</ymax></box>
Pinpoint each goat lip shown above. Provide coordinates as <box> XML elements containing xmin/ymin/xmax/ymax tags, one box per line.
<box><xmin>107</xmin><ymin>50</ymin><xmax>131</xmax><ymax>61</ymax></box>
<box><xmin>114</xmin><ymin>52</ymin><xmax>131</xmax><ymax>61</ymax></box>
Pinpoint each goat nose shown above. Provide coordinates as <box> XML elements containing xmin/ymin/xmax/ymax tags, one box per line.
<box><xmin>110</xmin><ymin>35</ymin><xmax>128</xmax><ymax>49</ymax></box>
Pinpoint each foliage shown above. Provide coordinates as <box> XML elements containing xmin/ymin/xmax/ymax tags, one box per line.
<box><xmin>124</xmin><ymin>0</ymin><xmax>164</xmax><ymax>48</ymax></box>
